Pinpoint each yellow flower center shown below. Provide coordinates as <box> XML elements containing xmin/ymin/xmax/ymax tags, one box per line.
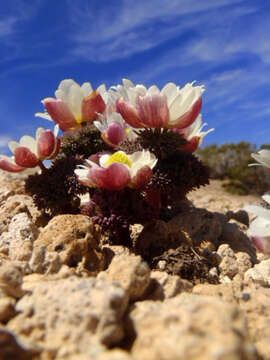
<box><xmin>106</xmin><ymin>151</ymin><xmax>132</xmax><ymax>168</ymax></box>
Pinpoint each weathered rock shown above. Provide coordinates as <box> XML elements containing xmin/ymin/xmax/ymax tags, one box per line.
<box><xmin>35</xmin><ymin>215</ymin><xmax>105</xmax><ymax>275</ymax></box>
<box><xmin>0</xmin><ymin>213</ymin><xmax>39</xmax><ymax>261</ymax></box>
<box><xmin>239</xmin><ymin>285</ymin><xmax>270</xmax><ymax>360</ymax></box>
<box><xmin>8</xmin><ymin>276</ymin><xmax>129</xmax><ymax>357</ymax></box>
<box><xmin>0</xmin><ymin>194</ymin><xmax>47</xmax><ymax>234</ymax></box>
<box><xmin>95</xmin><ymin>349</ymin><xmax>134</xmax><ymax>360</ymax></box>
<box><xmin>128</xmin><ymin>293</ymin><xmax>259</xmax><ymax>360</ymax></box>
<box><xmin>235</xmin><ymin>251</ymin><xmax>253</xmax><ymax>274</ymax></box>
<box><xmin>0</xmin><ymin>327</ymin><xmax>41</xmax><ymax>360</ymax></box>
<box><xmin>0</xmin><ymin>261</ymin><xmax>24</xmax><ymax>298</ymax></box>
<box><xmin>217</xmin><ymin>244</ymin><xmax>238</xmax><ymax>279</ymax></box>
<box><xmin>99</xmin><ymin>253</ymin><xmax>151</xmax><ymax>301</ymax></box>
<box><xmin>0</xmin><ymin>261</ymin><xmax>25</xmax><ymax>323</ymax></box>
<box><xmin>244</xmin><ymin>259</ymin><xmax>270</xmax><ymax>286</ymax></box>
<box><xmin>145</xmin><ymin>271</ymin><xmax>193</xmax><ymax>300</ymax></box>
<box><xmin>29</xmin><ymin>246</ymin><xmax>61</xmax><ymax>274</ymax></box>
<box><xmin>219</xmin><ymin>221</ymin><xmax>257</xmax><ymax>262</ymax></box>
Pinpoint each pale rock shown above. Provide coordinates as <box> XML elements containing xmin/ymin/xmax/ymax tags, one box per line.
<box><xmin>96</xmin><ymin>349</ymin><xmax>134</xmax><ymax>360</ymax></box>
<box><xmin>244</xmin><ymin>260</ymin><xmax>270</xmax><ymax>286</ymax></box>
<box><xmin>0</xmin><ymin>213</ymin><xmax>39</xmax><ymax>261</ymax></box>
<box><xmin>128</xmin><ymin>293</ymin><xmax>259</xmax><ymax>360</ymax></box>
<box><xmin>100</xmin><ymin>253</ymin><xmax>151</xmax><ymax>301</ymax></box>
<box><xmin>0</xmin><ymin>261</ymin><xmax>25</xmax><ymax>323</ymax></box>
<box><xmin>0</xmin><ymin>194</ymin><xmax>46</xmax><ymax>234</ymax></box>
<box><xmin>29</xmin><ymin>246</ymin><xmax>61</xmax><ymax>274</ymax></box>
<box><xmin>239</xmin><ymin>285</ymin><xmax>270</xmax><ymax>360</ymax></box>
<box><xmin>35</xmin><ymin>214</ymin><xmax>105</xmax><ymax>275</ymax></box>
<box><xmin>8</xmin><ymin>276</ymin><xmax>129</xmax><ymax>356</ymax></box>
<box><xmin>217</xmin><ymin>244</ymin><xmax>238</xmax><ymax>279</ymax></box>
<box><xmin>0</xmin><ymin>326</ymin><xmax>41</xmax><ymax>359</ymax></box>
<box><xmin>145</xmin><ymin>271</ymin><xmax>192</xmax><ymax>300</ymax></box>
<box><xmin>235</xmin><ymin>252</ymin><xmax>252</xmax><ymax>274</ymax></box>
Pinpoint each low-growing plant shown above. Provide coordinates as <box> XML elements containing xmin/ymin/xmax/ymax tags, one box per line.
<box><xmin>0</xmin><ymin>78</ymin><xmax>213</xmax><ymax>245</ymax></box>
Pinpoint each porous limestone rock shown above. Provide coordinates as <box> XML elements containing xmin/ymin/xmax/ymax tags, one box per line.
<box><xmin>239</xmin><ymin>285</ymin><xmax>270</xmax><ymax>360</ymax></box>
<box><xmin>8</xmin><ymin>276</ymin><xmax>129</xmax><ymax>357</ymax></box>
<box><xmin>99</xmin><ymin>253</ymin><xmax>151</xmax><ymax>301</ymax></box>
<box><xmin>217</xmin><ymin>244</ymin><xmax>239</xmax><ymax>279</ymax></box>
<box><xmin>0</xmin><ymin>213</ymin><xmax>39</xmax><ymax>261</ymax></box>
<box><xmin>0</xmin><ymin>261</ymin><xmax>25</xmax><ymax>323</ymax></box>
<box><xmin>0</xmin><ymin>194</ymin><xmax>46</xmax><ymax>234</ymax></box>
<box><xmin>0</xmin><ymin>327</ymin><xmax>41</xmax><ymax>359</ymax></box>
<box><xmin>235</xmin><ymin>251</ymin><xmax>253</xmax><ymax>274</ymax></box>
<box><xmin>35</xmin><ymin>214</ymin><xmax>105</xmax><ymax>275</ymax></box>
<box><xmin>128</xmin><ymin>293</ymin><xmax>259</xmax><ymax>360</ymax></box>
<box><xmin>145</xmin><ymin>271</ymin><xmax>193</xmax><ymax>300</ymax></box>
<box><xmin>244</xmin><ymin>259</ymin><xmax>270</xmax><ymax>286</ymax></box>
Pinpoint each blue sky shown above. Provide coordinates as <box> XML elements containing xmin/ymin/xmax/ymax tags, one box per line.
<box><xmin>1</xmin><ymin>0</ymin><xmax>270</xmax><ymax>154</ymax></box>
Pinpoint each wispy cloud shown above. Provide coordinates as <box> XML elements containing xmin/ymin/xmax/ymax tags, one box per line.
<box><xmin>67</xmin><ymin>0</ymin><xmax>255</xmax><ymax>62</ymax></box>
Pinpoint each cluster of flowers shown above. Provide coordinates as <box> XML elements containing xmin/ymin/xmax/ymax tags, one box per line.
<box><xmin>0</xmin><ymin>78</ymin><xmax>214</xmax><ymax>244</ymax></box>
<box><xmin>244</xmin><ymin>149</ymin><xmax>270</xmax><ymax>254</ymax></box>
<box><xmin>0</xmin><ymin>79</ymin><xmax>212</xmax><ymax>177</ymax></box>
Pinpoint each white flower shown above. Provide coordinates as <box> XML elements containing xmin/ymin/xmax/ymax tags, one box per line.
<box><xmin>244</xmin><ymin>194</ymin><xmax>270</xmax><ymax>253</ymax></box>
<box><xmin>111</xmin><ymin>79</ymin><xmax>204</xmax><ymax>129</ymax></box>
<box><xmin>249</xmin><ymin>149</ymin><xmax>270</xmax><ymax>169</ymax></box>
<box><xmin>36</xmin><ymin>79</ymin><xmax>108</xmax><ymax>131</ymax></box>
<box><xmin>75</xmin><ymin>150</ymin><xmax>157</xmax><ymax>190</ymax></box>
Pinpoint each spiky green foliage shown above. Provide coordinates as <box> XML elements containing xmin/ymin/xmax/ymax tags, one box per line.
<box><xmin>59</xmin><ymin>124</ymin><xmax>111</xmax><ymax>158</ymax></box>
<box><xmin>25</xmin><ymin>156</ymin><xmax>88</xmax><ymax>216</ymax></box>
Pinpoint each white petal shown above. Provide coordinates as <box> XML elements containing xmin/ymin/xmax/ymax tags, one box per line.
<box><xmin>8</xmin><ymin>141</ymin><xmax>20</xmax><ymax>153</ymax></box>
<box><xmin>122</xmin><ymin>79</ymin><xmax>134</xmax><ymax>88</ymax></box>
<box><xmin>85</xmin><ymin>159</ymin><xmax>99</xmax><ymax>168</ymax></box>
<box><xmin>248</xmin><ymin>217</ymin><xmax>270</xmax><ymax>237</ymax></box>
<box><xmin>99</xmin><ymin>154</ymin><xmax>110</xmax><ymax>168</ymax></box>
<box><xmin>262</xmin><ymin>194</ymin><xmax>270</xmax><ymax>205</ymax></box>
<box><xmin>147</xmin><ymin>85</ymin><xmax>160</xmax><ymax>95</ymax></box>
<box><xmin>53</xmin><ymin>124</ymin><xmax>59</xmax><ymax>137</ymax></box>
<box><xmin>35</xmin><ymin>127</ymin><xmax>45</xmax><ymax>140</ymax></box>
<box><xmin>55</xmin><ymin>79</ymin><xmax>78</xmax><ymax>101</ymax></box>
<box><xmin>67</xmin><ymin>83</ymin><xmax>84</xmax><ymax>120</ymax></box>
<box><xmin>244</xmin><ymin>204</ymin><xmax>270</xmax><ymax>220</ymax></box>
<box><xmin>161</xmin><ymin>82</ymin><xmax>178</xmax><ymax>106</ymax></box>
<box><xmin>35</xmin><ymin>112</ymin><xmax>53</xmax><ymax>121</ymax></box>
<box><xmin>81</xmin><ymin>82</ymin><xmax>92</xmax><ymax>97</ymax></box>
<box><xmin>93</xmin><ymin>120</ymin><xmax>105</xmax><ymax>132</ymax></box>
<box><xmin>20</xmin><ymin>135</ymin><xmax>37</xmax><ymax>155</ymax></box>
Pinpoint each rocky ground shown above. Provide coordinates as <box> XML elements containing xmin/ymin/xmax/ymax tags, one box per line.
<box><xmin>0</xmin><ymin>171</ymin><xmax>269</xmax><ymax>360</ymax></box>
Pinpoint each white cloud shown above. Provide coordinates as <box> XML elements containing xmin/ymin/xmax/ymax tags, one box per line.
<box><xmin>0</xmin><ymin>135</ymin><xmax>11</xmax><ymax>149</ymax></box>
<box><xmin>67</xmin><ymin>0</ymin><xmax>250</xmax><ymax>62</ymax></box>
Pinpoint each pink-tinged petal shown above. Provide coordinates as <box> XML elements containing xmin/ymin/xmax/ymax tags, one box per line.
<box><xmin>43</xmin><ymin>98</ymin><xmax>77</xmax><ymax>131</ymax></box>
<box><xmin>0</xmin><ymin>157</ymin><xmax>25</xmax><ymax>172</ymax></box>
<box><xmin>172</xmin><ymin>127</ymin><xmax>189</xmax><ymax>138</ymax></box>
<box><xmin>130</xmin><ymin>166</ymin><xmax>152</xmax><ymax>189</ymax></box>
<box><xmin>14</xmin><ymin>147</ymin><xmax>39</xmax><ymax>168</ymax></box>
<box><xmin>89</xmin><ymin>163</ymin><xmax>131</xmax><ymax>190</ymax></box>
<box><xmin>81</xmin><ymin>91</ymin><xmax>106</xmax><ymax>123</ymax></box>
<box><xmin>37</xmin><ymin>129</ymin><xmax>57</xmax><ymax>158</ymax></box>
<box><xmin>251</xmin><ymin>236</ymin><xmax>270</xmax><ymax>254</ymax></box>
<box><xmin>116</xmin><ymin>98</ymin><xmax>142</xmax><ymax>128</ymax></box>
<box><xmin>137</xmin><ymin>94</ymin><xmax>169</xmax><ymax>128</ymax></box>
<box><xmin>48</xmin><ymin>137</ymin><xmax>60</xmax><ymax>159</ymax></box>
<box><xmin>105</xmin><ymin>122</ymin><xmax>126</xmax><ymax>146</ymax></box>
<box><xmin>180</xmin><ymin>136</ymin><xmax>200</xmax><ymax>152</ymax></box>
<box><xmin>168</xmin><ymin>97</ymin><xmax>202</xmax><ymax>129</ymax></box>
<box><xmin>88</xmin><ymin>153</ymin><xmax>101</xmax><ymax>164</ymax></box>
